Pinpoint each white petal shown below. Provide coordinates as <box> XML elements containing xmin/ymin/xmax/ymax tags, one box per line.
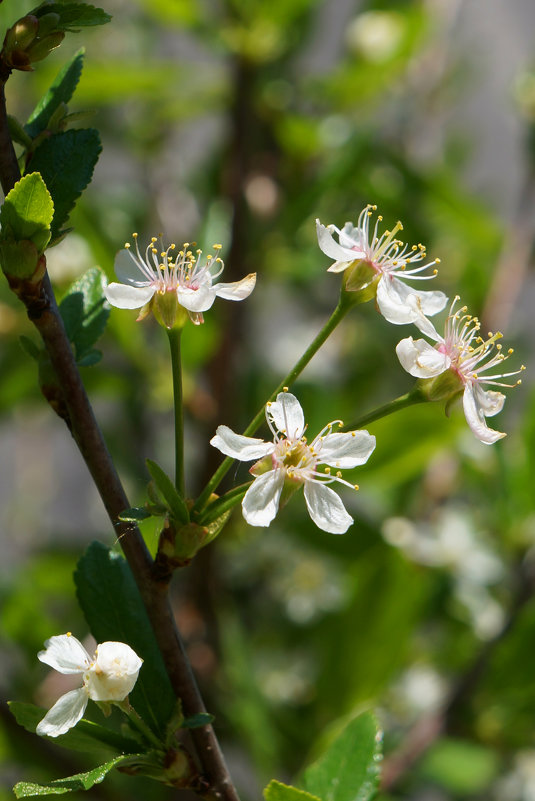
<box><xmin>473</xmin><ymin>384</ymin><xmax>506</xmax><ymax>418</ymax></box>
<box><xmin>339</xmin><ymin>222</ymin><xmax>366</xmax><ymax>251</ymax></box>
<box><xmin>176</xmin><ymin>283</ymin><xmax>216</xmax><ymax>312</ymax></box>
<box><xmin>36</xmin><ymin>688</ymin><xmax>88</xmax><ymax>737</ymax></box>
<box><xmin>104</xmin><ymin>282</ymin><xmax>155</xmax><ymax>309</ymax></box>
<box><xmin>316</xmin><ymin>220</ymin><xmax>362</xmax><ymax>262</ymax></box>
<box><xmin>38</xmin><ymin>634</ymin><xmax>91</xmax><ymax>674</ymax></box>
<box><xmin>210</xmin><ymin>425</ymin><xmax>274</xmax><ymax>461</ymax></box>
<box><xmin>396</xmin><ymin>337</ymin><xmax>450</xmax><ymax>378</ymax></box>
<box><xmin>114</xmin><ymin>249</ymin><xmax>151</xmax><ymax>286</ymax></box>
<box><xmin>462</xmin><ymin>384</ymin><xmax>506</xmax><ymax>444</ymax></box>
<box><xmin>304</xmin><ymin>481</ymin><xmax>353</xmax><ymax>534</ymax></box>
<box><xmin>86</xmin><ymin>642</ymin><xmax>143</xmax><ymax>702</ymax></box>
<box><xmin>242</xmin><ymin>470</ymin><xmax>284</xmax><ymax>527</ymax></box>
<box><xmin>214</xmin><ymin>273</ymin><xmax>256</xmax><ymax>301</ymax></box>
<box><xmin>268</xmin><ymin>393</ymin><xmax>305</xmax><ymax>438</ymax></box>
<box><xmin>376</xmin><ymin>277</ymin><xmax>446</xmax><ymax>327</ymax></box>
<box><xmin>317</xmin><ymin>430</ymin><xmax>376</xmax><ymax>468</ymax></box>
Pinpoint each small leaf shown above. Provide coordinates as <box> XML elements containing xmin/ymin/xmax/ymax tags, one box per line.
<box><xmin>8</xmin><ymin>702</ymin><xmax>140</xmax><ymax>755</ymax></box>
<box><xmin>32</xmin><ymin>4</ymin><xmax>112</xmax><ymax>31</ymax></box>
<box><xmin>302</xmin><ymin>713</ymin><xmax>382</xmax><ymax>801</ymax></box>
<box><xmin>58</xmin><ymin>267</ymin><xmax>110</xmax><ymax>360</ymax></box>
<box><xmin>13</xmin><ymin>755</ymin><xmax>132</xmax><ymax>797</ymax></box>
<box><xmin>182</xmin><ymin>713</ymin><xmax>214</xmax><ymax>729</ymax></box>
<box><xmin>146</xmin><ymin>459</ymin><xmax>189</xmax><ymax>525</ymax></box>
<box><xmin>118</xmin><ymin>507</ymin><xmax>153</xmax><ymax>523</ymax></box>
<box><xmin>8</xmin><ymin>115</ymin><xmax>33</xmax><ymax>148</ymax></box>
<box><xmin>74</xmin><ymin>542</ymin><xmax>176</xmax><ymax>735</ymax></box>
<box><xmin>28</xmin><ymin>129</ymin><xmax>102</xmax><ymax>240</ymax></box>
<box><xmin>0</xmin><ymin>239</ymin><xmax>39</xmax><ymax>279</ymax></box>
<box><xmin>0</xmin><ymin>172</ymin><xmax>53</xmax><ymax>247</ymax></box>
<box><xmin>76</xmin><ymin>349</ymin><xmax>102</xmax><ymax>367</ymax></box>
<box><xmin>25</xmin><ymin>48</ymin><xmax>85</xmax><ymax>139</ymax></box>
<box><xmin>264</xmin><ymin>781</ymin><xmax>322</xmax><ymax>801</ymax></box>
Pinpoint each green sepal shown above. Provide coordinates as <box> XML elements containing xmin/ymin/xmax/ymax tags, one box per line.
<box><xmin>0</xmin><ymin>172</ymin><xmax>53</xmax><ymax>257</ymax></box>
<box><xmin>146</xmin><ymin>459</ymin><xmax>189</xmax><ymax>525</ymax></box>
<box><xmin>25</xmin><ymin>48</ymin><xmax>84</xmax><ymax>138</ymax></box>
<box><xmin>264</xmin><ymin>781</ymin><xmax>321</xmax><ymax>801</ymax></box>
<box><xmin>13</xmin><ymin>755</ymin><xmax>135</xmax><ymax>798</ymax></box>
<box><xmin>30</xmin><ymin>3</ymin><xmax>112</xmax><ymax>32</ymax></box>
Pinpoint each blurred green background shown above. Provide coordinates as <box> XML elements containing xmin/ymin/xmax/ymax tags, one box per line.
<box><xmin>1</xmin><ymin>0</ymin><xmax>535</xmax><ymax>799</ymax></box>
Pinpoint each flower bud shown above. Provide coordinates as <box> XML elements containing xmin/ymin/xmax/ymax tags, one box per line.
<box><xmin>26</xmin><ymin>30</ymin><xmax>64</xmax><ymax>63</ymax></box>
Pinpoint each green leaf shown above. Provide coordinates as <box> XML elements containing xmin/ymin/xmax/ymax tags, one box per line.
<box><xmin>8</xmin><ymin>115</ymin><xmax>33</xmax><ymax>148</ymax></box>
<box><xmin>420</xmin><ymin>738</ymin><xmax>499</xmax><ymax>794</ymax></box>
<box><xmin>25</xmin><ymin>49</ymin><xmax>85</xmax><ymax>139</ymax></box>
<box><xmin>19</xmin><ymin>335</ymin><xmax>42</xmax><ymax>360</ymax></box>
<box><xmin>32</xmin><ymin>3</ymin><xmax>112</xmax><ymax>31</ymax></box>
<box><xmin>146</xmin><ymin>459</ymin><xmax>189</xmax><ymax>525</ymax></box>
<box><xmin>0</xmin><ymin>173</ymin><xmax>53</xmax><ymax>249</ymax></box>
<box><xmin>58</xmin><ymin>267</ymin><xmax>110</xmax><ymax>361</ymax></box>
<box><xmin>182</xmin><ymin>712</ymin><xmax>214</xmax><ymax>729</ymax></box>
<box><xmin>302</xmin><ymin>713</ymin><xmax>382</xmax><ymax>801</ymax></box>
<box><xmin>76</xmin><ymin>349</ymin><xmax>102</xmax><ymax>367</ymax></box>
<box><xmin>8</xmin><ymin>702</ymin><xmax>140</xmax><ymax>755</ymax></box>
<box><xmin>118</xmin><ymin>507</ymin><xmax>153</xmax><ymax>523</ymax></box>
<box><xmin>264</xmin><ymin>781</ymin><xmax>322</xmax><ymax>801</ymax></box>
<box><xmin>74</xmin><ymin>541</ymin><xmax>176</xmax><ymax>735</ymax></box>
<box><xmin>28</xmin><ymin>129</ymin><xmax>102</xmax><ymax>240</ymax></box>
<box><xmin>13</xmin><ymin>755</ymin><xmax>132</xmax><ymax>798</ymax></box>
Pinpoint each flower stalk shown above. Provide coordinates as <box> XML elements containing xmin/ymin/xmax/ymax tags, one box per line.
<box><xmin>167</xmin><ymin>327</ymin><xmax>185</xmax><ymax>496</ymax></box>
<box><xmin>192</xmin><ymin>295</ymin><xmax>354</xmax><ymax>515</ymax></box>
<box><xmin>342</xmin><ymin>387</ymin><xmax>427</xmax><ymax>431</ymax></box>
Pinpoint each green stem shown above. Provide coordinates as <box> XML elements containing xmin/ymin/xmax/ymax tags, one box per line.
<box><xmin>167</xmin><ymin>328</ymin><xmax>185</xmax><ymax>497</ymax></box>
<box><xmin>192</xmin><ymin>296</ymin><xmax>352</xmax><ymax>514</ymax></box>
<box><xmin>342</xmin><ymin>387</ymin><xmax>427</xmax><ymax>431</ymax></box>
<box><xmin>198</xmin><ymin>481</ymin><xmax>252</xmax><ymax>525</ymax></box>
<box><xmin>119</xmin><ymin>701</ymin><xmax>164</xmax><ymax>751</ymax></box>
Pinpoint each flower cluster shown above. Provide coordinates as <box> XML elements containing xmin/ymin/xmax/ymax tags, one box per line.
<box><xmin>211</xmin><ymin>391</ymin><xmax>376</xmax><ymax>534</ymax></box>
<box><xmin>36</xmin><ymin>633</ymin><xmax>142</xmax><ymax>737</ymax></box>
<box><xmin>317</xmin><ymin>205</ymin><xmax>523</xmax><ymax>444</ymax></box>
<box><xmin>105</xmin><ymin>233</ymin><xmax>256</xmax><ymax>328</ymax></box>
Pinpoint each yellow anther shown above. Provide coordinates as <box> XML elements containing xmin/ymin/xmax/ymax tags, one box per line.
<box><xmin>151</xmin><ymin>248</ymin><xmax>158</xmax><ymax>254</ymax></box>
<box><xmin>435</xmin><ymin>257</ymin><xmax>441</xmax><ymax>264</ymax></box>
<box><xmin>132</xmin><ymin>232</ymin><xmax>138</xmax><ymax>238</ymax></box>
<box><xmin>325</xmin><ymin>467</ymin><xmax>331</xmax><ymax>474</ymax></box>
<box><xmin>67</xmin><ymin>631</ymin><xmax>72</xmax><ymax>637</ymax></box>
<box><xmin>336</xmin><ymin>471</ymin><xmax>342</xmax><ymax>478</ymax></box>
<box><xmin>283</xmin><ymin>386</ymin><xmax>289</xmax><ymax>392</ymax></box>
<box><xmin>125</xmin><ymin>242</ymin><xmax>130</xmax><ymax>249</ymax></box>
<box><xmin>354</xmin><ymin>484</ymin><xmax>359</xmax><ymax>490</ymax></box>
<box><xmin>338</xmin><ymin>421</ymin><xmax>343</xmax><ymax>428</ymax></box>
<box><xmin>214</xmin><ymin>243</ymin><xmax>222</xmax><ymax>250</ymax></box>
<box><xmin>351</xmin><ymin>431</ymin><xmax>356</xmax><ymax>437</ymax></box>
<box><xmin>151</xmin><ymin>236</ymin><xmax>157</xmax><ymax>243</ymax></box>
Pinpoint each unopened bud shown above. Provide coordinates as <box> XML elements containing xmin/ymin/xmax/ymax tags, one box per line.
<box><xmin>35</xmin><ymin>12</ymin><xmax>60</xmax><ymax>37</ymax></box>
<box><xmin>417</xmin><ymin>370</ymin><xmax>464</xmax><ymax>403</ymax></box>
<box><xmin>27</xmin><ymin>30</ymin><xmax>64</xmax><ymax>63</ymax></box>
<box><xmin>8</xmin><ymin>15</ymin><xmax>39</xmax><ymax>49</ymax></box>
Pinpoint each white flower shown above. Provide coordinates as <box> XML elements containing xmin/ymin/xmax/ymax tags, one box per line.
<box><xmin>36</xmin><ymin>634</ymin><xmax>143</xmax><ymax>737</ymax></box>
<box><xmin>210</xmin><ymin>392</ymin><xmax>376</xmax><ymax>534</ymax></box>
<box><xmin>396</xmin><ymin>297</ymin><xmax>525</xmax><ymax>444</ymax></box>
<box><xmin>316</xmin><ymin>204</ymin><xmax>447</xmax><ymax>328</ymax></box>
<box><xmin>105</xmin><ymin>234</ymin><xmax>256</xmax><ymax>327</ymax></box>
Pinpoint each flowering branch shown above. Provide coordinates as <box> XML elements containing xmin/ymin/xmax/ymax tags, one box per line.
<box><xmin>167</xmin><ymin>327</ymin><xmax>185</xmax><ymax>496</ymax></box>
<box><xmin>0</xmin><ymin>76</ymin><xmax>240</xmax><ymax>801</ymax></box>
<box><xmin>342</xmin><ymin>387</ymin><xmax>427</xmax><ymax>431</ymax></box>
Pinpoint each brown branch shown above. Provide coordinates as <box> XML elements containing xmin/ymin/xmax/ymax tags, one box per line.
<box><xmin>0</xmin><ymin>80</ymin><xmax>240</xmax><ymax>801</ymax></box>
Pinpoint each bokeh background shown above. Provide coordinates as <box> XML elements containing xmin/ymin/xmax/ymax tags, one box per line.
<box><xmin>1</xmin><ymin>0</ymin><xmax>535</xmax><ymax>799</ymax></box>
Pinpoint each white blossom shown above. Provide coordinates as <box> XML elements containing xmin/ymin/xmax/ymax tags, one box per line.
<box><xmin>105</xmin><ymin>234</ymin><xmax>256</xmax><ymax>327</ymax></box>
<box><xmin>36</xmin><ymin>634</ymin><xmax>142</xmax><ymax>737</ymax></box>
<box><xmin>316</xmin><ymin>204</ymin><xmax>447</xmax><ymax>328</ymax></box>
<box><xmin>210</xmin><ymin>392</ymin><xmax>375</xmax><ymax>534</ymax></box>
<box><xmin>396</xmin><ymin>297</ymin><xmax>525</xmax><ymax>444</ymax></box>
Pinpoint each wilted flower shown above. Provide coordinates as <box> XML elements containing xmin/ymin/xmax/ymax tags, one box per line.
<box><xmin>396</xmin><ymin>297</ymin><xmax>525</xmax><ymax>444</ymax></box>
<box><xmin>105</xmin><ymin>234</ymin><xmax>256</xmax><ymax>328</ymax></box>
<box><xmin>210</xmin><ymin>391</ymin><xmax>375</xmax><ymax>534</ymax></box>
<box><xmin>36</xmin><ymin>633</ymin><xmax>142</xmax><ymax>737</ymax></box>
<box><xmin>316</xmin><ymin>204</ymin><xmax>447</xmax><ymax>328</ymax></box>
